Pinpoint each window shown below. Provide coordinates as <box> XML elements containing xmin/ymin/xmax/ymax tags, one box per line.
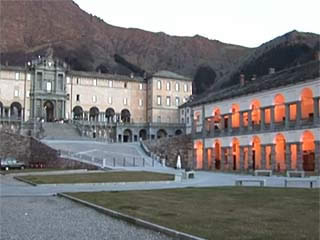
<box><xmin>157</xmin><ymin>116</ymin><xmax>161</xmax><ymax>123</ymax></box>
<box><xmin>182</xmin><ymin>109</ymin><xmax>185</xmax><ymax>115</ymax></box>
<box><xmin>139</xmin><ymin>83</ymin><xmax>143</xmax><ymax>90</ymax></box>
<box><xmin>184</xmin><ymin>83</ymin><xmax>188</xmax><ymax>92</ymax></box>
<box><xmin>123</xmin><ymin>98</ymin><xmax>128</xmax><ymax>105</ymax></box>
<box><xmin>109</xmin><ymin>80</ymin><xmax>113</xmax><ymax>88</ymax></box>
<box><xmin>187</xmin><ymin>108</ymin><xmax>189</xmax><ymax>113</ymax></box>
<box><xmin>182</xmin><ymin>117</ymin><xmax>185</xmax><ymax>123</ymax></box>
<box><xmin>108</xmin><ymin>96</ymin><xmax>112</xmax><ymax>104</ymax></box>
<box><xmin>157</xmin><ymin>96</ymin><xmax>162</xmax><ymax>105</ymax></box>
<box><xmin>93</xmin><ymin>79</ymin><xmax>97</xmax><ymax>86</ymax></box>
<box><xmin>76</xmin><ymin>78</ymin><xmax>80</xmax><ymax>85</ymax></box>
<box><xmin>166</xmin><ymin>96</ymin><xmax>171</xmax><ymax>106</ymax></box>
<box><xmin>27</xmin><ymin>73</ymin><xmax>31</xmax><ymax>81</ymax></box>
<box><xmin>47</xmin><ymin>82</ymin><xmax>52</xmax><ymax>91</ymax></box>
<box><xmin>175</xmin><ymin>97</ymin><xmax>180</xmax><ymax>106</ymax></box>
<box><xmin>157</xmin><ymin>80</ymin><xmax>162</xmax><ymax>90</ymax></box>
<box><xmin>166</xmin><ymin>82</ymin><xmax>171</xmax><ymax>91</ymax></box>
<box><xmin>139</xmin><ymin>99</ymin><xmax>143</xmax><ymax>106</ymax></box>
<box><xmin>14</xmin><ymin>89</ymin><xmax>19</xmax><ymax>97</ymax></box>
<box><xmin>175</xmin><ymin>82</ymin><xmax>180</xmax><ymax>92</ymax></box>
<box><xmin>124</xmin><ymin>82</ymin><xmax>127</xmax><ymax>88</ymax></box>
<box><xmin>15</xmin><ymin>72</ymin><xmax>20</xmax><ymax>80</ymax></box>
<box><xmin>92</xmin><ymin>96</ymin><xmax>97</xmax><ymax>103</ymax></box>
<box><xmin>76</xmin><ymin>94</ymin><xmax>80</xmax><ymax>102</ymax></box>
<box><xmin>187</xmin><ymin>117</ymin><xmax>190</xmax><ymax>124</ymax></box>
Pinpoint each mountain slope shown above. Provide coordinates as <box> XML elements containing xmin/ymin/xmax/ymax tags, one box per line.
<box><xmin>0</xmin><ymin>0</ymin><xmax>249</xmax><ymax>90</ymax></box>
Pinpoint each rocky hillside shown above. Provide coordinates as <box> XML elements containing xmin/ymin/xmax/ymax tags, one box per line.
<box><xmin>0</xmin><ymin>0</ymin><xmax>249</xmax><ymax>94</ymax></box>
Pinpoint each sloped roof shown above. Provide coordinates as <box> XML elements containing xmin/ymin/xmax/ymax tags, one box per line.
<box><xmin>69</xmin><ymin>70</ymin><xmax>144</xmax><ymax>82</ymax></box>
<box><xmin>186</xmin><ymin>60</ymin><xmax>319</xmax><ymax>107</ymax></box>
<box><xmin>153</xmin><ymin>70</ymin><xmax>192</xmax><ymax>81</ymax></box>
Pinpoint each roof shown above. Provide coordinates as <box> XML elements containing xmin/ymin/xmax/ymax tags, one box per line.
<box><xmin>0</xmin><ymin>65</ymin><xmax>26</xmax><ymax>72</ymax></box>
<box><xmin>152</xmin><ymin>70</ymin><xmax>192</xmax><ymax>81</ymax></box>
<box><xmin>69</xmin><ymin>70</ymin><xmax>145</xmax><ymax>82</ymax></box>
<box><xmin>186</xmin><ymin>60</ymin><xmax>320</xmax><ymax>107</ymax></box>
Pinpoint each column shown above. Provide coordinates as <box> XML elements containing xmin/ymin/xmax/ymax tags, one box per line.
<box><xmin>285</xmin><ymin>143</ymin><xmax>291</xmax><ymax>171</ymax></box>
<box><xmin>228</xmin><ymin>114</ymin><xmax>232</xmax><ymax>133</ymax></box>
<box><xmin>248</xmin><ymin>111</ymin><xmax>252</xmax><ymax>130</ymax></box>
<box><xmin>8</xmin><ymin>108</ymin><xmax>11</xmax><ymax>119</ymax></box>
<box><xmin>296</xmin><ymin>143</ymin><xmax>303</xmax><ymax>171</ymax></box>
<box><xmin>193</xmin><ymin>149</ymin><xmax>197</xmax><ymax>169</ymax></box>
<box><xmin>270</xmin><ymin>106</ymin><xmax>275</xmax><ymax>130</ymax></box>
<box><xmin>261</xmin><ymin>145</ymin><xmax>266</xmax><ymax>169</ymax></box>
<box><xmin>203</xmin><ymin>148</ymin><xmax>208</xmax><ymax>170</ymax></box>
<box><xmin>239</xmin><ymin>111</ymin><xmax>244</xmax><ymax>132</ymax></box>
<box><xmin>296</xmin><ymin>101</ymin><xmax>301</xmax><ymax>125</ymax></box>
<box><xmin>313</xmin><ymin>97</ymin><xmax>319</xmax><ymax>124</ymax></box>
<box><xmin>239</xmin><ymin>147</ymin><xmax>244</xmax><ymax>170</ymax></box>
<box><xmin>221</xmin><ymin>147</ymin><xmax>225</xmax><ymax>171</ymax></box>
<box><xmin>260</xmin><ymin>108</ymin><xmax>265</xmax><ymax>130</ymax></box>
<box><xmin>285</xmin><ymin>103</ymin><xmax>290</xmax><ymax>128</ymax></box>
<box><xmin>0</xmin><ymin>107</ymin><xmax>2</xmax><ymax>118</ymax></box>
<box><xmin>212</xmin><ymin>147</ymin><xmax>216</xmax><ymax>171</ymax></box>
<box><xmin>271</xmin><ymin>144</ymin><xmax>276</xmax><ymax>171</ymax></box>
<box><xmin>247</xmin><ymin>146</ymin><xmax>252</xmax><ymax>170</ymax></box>
<box><xmin>314</xmin><ymin>141</ymin><xmax>320</xmax><ymax>174</ymax></box>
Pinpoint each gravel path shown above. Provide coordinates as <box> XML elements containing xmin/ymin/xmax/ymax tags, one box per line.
<box><xmin>0</xmin><ymin>196</ymin><xmax>173</xmax><ymax>240</ymax></box>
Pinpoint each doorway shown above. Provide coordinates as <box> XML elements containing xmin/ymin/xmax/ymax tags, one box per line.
<box><xmin>44</xmin><ymin>101</ymin><xmax>54</xmax><ymax>122</ymax></box>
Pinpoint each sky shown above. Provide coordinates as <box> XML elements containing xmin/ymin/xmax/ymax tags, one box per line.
<box><xmin>74</xmin><ymin>0</ymin><xmax>319</xmax><ymax>48</ymax></box>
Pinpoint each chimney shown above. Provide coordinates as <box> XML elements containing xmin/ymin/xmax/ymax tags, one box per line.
<box><xmin>251</xmin><ymin>74</ymin><xmax>257</xmax><ymax>81</ymax></box>
<box><xmin>269</xmin><ymin>68</ymin><xmax>275</xmax><ymax>74</ymax></box>
<box><xmin>240</xmin><ymin>74</ymin><xmax>245</xmax><ymax>86</ymax></box>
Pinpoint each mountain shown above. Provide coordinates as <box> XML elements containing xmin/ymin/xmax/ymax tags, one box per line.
<box><xmin>0</xmin><ymin>0</ymin><xmax>249</xmax><ymax>94</ymax></box>
<box><xmin>212</xmin><ymin>30</ymin><xmax>320</xmax><ymax>90</ymax></box>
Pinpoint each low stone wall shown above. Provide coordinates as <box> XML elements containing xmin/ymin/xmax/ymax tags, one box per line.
<box><xmin>0</xmin><ymin>131</ymin><xmax>98</xmax><ymax>170</ymax></box>
<box><xmin>144</xmin><ymin>135</ymin><xmax>193</xmax><ymax>169</ymax></box>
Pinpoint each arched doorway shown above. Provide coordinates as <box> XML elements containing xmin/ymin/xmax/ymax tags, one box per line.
<box><xmin>10</xmin><ymin>102</ymin><xmax>22</xmax><ymax>119</ymax></box>
<box><xmin>251</xmin><ymin>100</ymin><xmax>261</xmax><ymax>126</ymax></box>
<box><xmin>301</xmin><ymin>131</ymin><xmax>315</xmax><ymax>171</ymax></box>
<box><xmin>44</xmin><ymin>101</ymin><xmax>54</xmax><ymax>122</ymax></box>
<box><xmin>275</xmin><ymin>133</ymin><xmax>286</xmax><ymax>171</ymax></box>
<box><xmin>232</xmin><ymin>138</ymin><xmax>240</xmax><ymax>170</ymax></box>
<box><xmin>194</xmin><ymin>140</ymin><xmax>203</xmax><ymax>169</ymax></box>
<box><xmin>274</xmin><ymin>94</ymin><xmax>285</xmax><ymax>123</ymax></box>
<box><xmin>73</xmin><ymin>106</ymin><xmax>83</xmax><ymax>120</ymax></box>
<box><xmin>300</xmin><ymin>88</ymin><xmax>314</xmax><ymax>120</ymax></box>
<box><xmin>121</xmin><ymin>109</ymin><xmax>131</xmax><ymax>123</ymax></box>
<box><xmin>89</xmin><ymin>107</ymin><xmax>99</xmax><ymax>121</ymax></box>
<box><xmin>157</xmin><ymin>129</ymin><xmax>167</xmax><ymax>139</ymax></box>
<box><xmin>251</xmin><ymin>136</ymin><xmax>261</xmax><ymax>170</ymax></box>
<box><xmin>214</xmin><ymin>140</ymin><xmax>221</xmax><ymax>170</ymax></box>
<box><xmin>105</xmin><ymin>108</ymin><xmax>115</xmax><ymax>123</ymax></box>
<box><xmin>175</xmin><ymin>129</ymin><xmax>183</xmax><ymax>136</ymax></box>
<box><xmin>123</xmin><ymin>129</ymin><xmax>132</xmax><ymax>142</ymax></box>
<box><xmin>139</xmin><ymin>129</ymin><xmax>147</xmax><ymax>140</ymax></box>
<box><xmin>231</xmin><ymin>104</ymin><xmax>240</xmax><ymax>128</ymax></box>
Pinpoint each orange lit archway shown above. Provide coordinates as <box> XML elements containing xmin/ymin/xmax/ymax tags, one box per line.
<box><xmin>300</xmin><ymin>88</ymin><xmax>314</xmax><ymax>119</ymax></box>
<box><xmin>213</xmin><ymin>108</ymin><xmax>221</xmax><ymax>129</ymax></box>
<box><xmin>214</xmin><ymin>140</ymin><xmax>221</xmax><ymax>170</ymax></box>
<box><xmin>251</xmin><ymin>136</ymin><xmax>261</xmax><ymax>170</ymax></box>
<box><xmin>275</xmin><ymin>133</ymin><xmax>286</xmax><ymax>171</ymax></box>
<box><xmin>231</xmin><ymin>104</ymin><xmax>240</xmax><ymax>128</ymax></box>
<box><xmin>274</xmin><ymin>94</ymin><xmax>285</xmax><ymax>122</ymax></box>
<box><xmin>301</xmin><ymin>131</ymin><xmax>315</xmax><ymax>171</ymax></box>
<box><xmin>194</xmin><ymin>140</ymin><xmax>203</xmax><ymax>169</ymax></box>
<box><xmin>232</xmin><ymin>138</ymin><xmax>240</xmax><ymax>170</ymax></box>
<box><xmin>251</xmin><ymin>100</ymin><xmax>261</xmax><ymax>125</ymax></box>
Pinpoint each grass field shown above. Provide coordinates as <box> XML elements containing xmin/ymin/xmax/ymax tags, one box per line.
<box><xmin>68</xmin><ymin>187</ymin><xmax>320</xmax><ymax>240</ymax></box>
<box><xmin>20</xmin><ymin>171</ymin><xmax>174</xmax><ymax>184</ymax></box>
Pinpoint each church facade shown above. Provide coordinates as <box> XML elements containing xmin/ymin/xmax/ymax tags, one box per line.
<box><xmin>0</xmin><ymin>56</ymin><xmax>192</xmax><ymax>142</ymax></box>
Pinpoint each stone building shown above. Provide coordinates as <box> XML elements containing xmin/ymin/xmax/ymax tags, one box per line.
<box><xmin>0</xmin><ymin>55</ymin><xmax>192</xmax><ymax>142</ymax></box>
<box><xmin>180</xmin><ymin>61</ymin><xmax>320</xmax><ymax>173</ymax></box>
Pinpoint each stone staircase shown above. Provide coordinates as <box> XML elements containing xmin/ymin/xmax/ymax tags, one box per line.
<box><xmin>42</xmin><ymin>122</ymin><xmax>83</xmax><ymax>140</ymax></box>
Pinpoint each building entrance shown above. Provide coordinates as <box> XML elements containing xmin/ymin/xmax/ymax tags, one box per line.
<box><xmin>44</xmin><ymin>101</ymin><xmax>54</xmax><ymax>122</ymax></box>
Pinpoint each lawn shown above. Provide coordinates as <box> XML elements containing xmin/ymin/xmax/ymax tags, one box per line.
<box><xmin>68</xmin><ymin>187</ymin><xmax>319</xmax><ymax>240</ymax></box>
<box><xmin>20</xmin><ymin>171</ymin><xmax>174</xmax><ymax>184</ymax></box>
<box><xmin>0</xmin><ymin>168</ymin><xmax>62</xmax><ymax>175</ymax></box>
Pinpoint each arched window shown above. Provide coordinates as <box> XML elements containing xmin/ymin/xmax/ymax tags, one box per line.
<box><xmin>300</xmin><ymin>88</ymin><xmax>314</xmax><ymax>119</ymax></box>
<box><xmin>274</xmin><ymin>94</ymin><xmax>285</xmax><ymax>122</ymax></box>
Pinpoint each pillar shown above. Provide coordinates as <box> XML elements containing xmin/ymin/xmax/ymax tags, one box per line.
<box><xmin>285</xmin><ymin>103</ymin><xmax>290</xmax><ymax>128</ymax></box>
<box><xmin>221</xmin><ymin>147</ymin><xmax>225</xmax><ymax>171</ymax></box>
<box><xmin>285</xmin><ymin>143</ymin><xmax>291</xmax><ymax>171</ymax></box>
<box><xmin>296</xmin><ymin>101</ymin><xmax>301</xmax><ymax>125</ymax></box>
<box><xmin>240</xmin><ymin>147</ymin><xmax>244</xmax><ymax>170</ymax></box>
<box><xmin>8</xmin><ymin>108</ymin><xmax>11</xmax><ymax>119</ymax></box>
<box><xmin>228</xmin><ymin>114</ymin><xmax>232</xmax><ymax>133</ymax></box>
<box><xmin>314</xmin><ymin>141</ymin><xmax>320</xmax><ymax>174</ymax></box>
<box><xmin>296</xmin><ymin>143</ymin><xmax>303</xmax><ymax>171</ymax></box>
<box><xmin>314</xmin><ymin>97</ymin><xmax>319</xmax><ymax>124</ymax></box>
<box><xmin>271</xmin><ymin>144</ymin><xmax>276</xmax><ymax>171</ymax></box>
<box><xmin>270</xmin><ymin>106</ymin><xmax>275</xmax><ymax>130</ymax></box>
<box><xmin>248</xmin><ymin>110</ymin><xmax>252</xmax><ymax>130</ymax></box>
<box><xmin>261</xmin><ymin>145</ymin><xmax>266</xmax><ymax>169</ymax></box>
<box><xmin>203</xmin><ymin>147</ymin><xmax>208</xmax><ymax>170</ymax></box>
<box><xmin>212</xmin><ymin>147</ymin><xmax>216</xmax><ymax>170</ymax></box>
<box><xmin>239</xmin><ymin>111</ymin><xmax>244</xmax><ymax>132</ymax></box>
<box><xmin>248</xmin><ymin>146</ymin><xmax>252</xmax><ymax>170</ymax></box>
<box><xmin>260</xmin><ymin>108</ymin><xmax>265</xmax><ymax>130</ymax></box>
